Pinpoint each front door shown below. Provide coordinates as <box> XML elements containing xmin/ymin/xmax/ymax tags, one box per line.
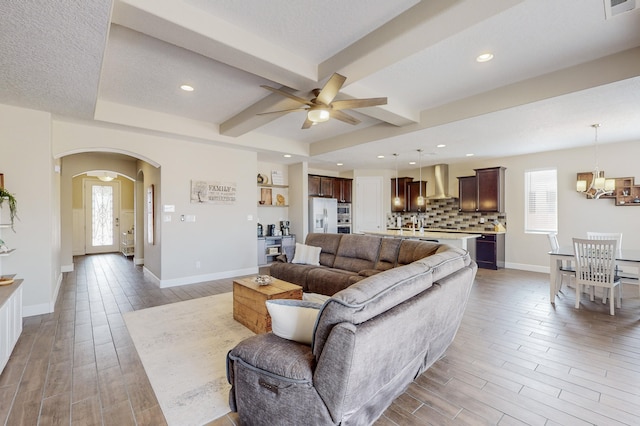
<box><xmin>84</xmin><ymin>179</ymin><xmax>121</xmax><ymax>254</ymax></box>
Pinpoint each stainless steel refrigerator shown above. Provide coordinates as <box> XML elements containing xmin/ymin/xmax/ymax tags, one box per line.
<box><xmin>309</xmin><ymin>197</ymin><xmax>337</xmax><ymax>233</ymax></box>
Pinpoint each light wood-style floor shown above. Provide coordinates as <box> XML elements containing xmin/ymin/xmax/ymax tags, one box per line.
<box><xmin>1</xmin><ymin>254</ymin><xmax>639</xmax><ymax>425</ymax></box>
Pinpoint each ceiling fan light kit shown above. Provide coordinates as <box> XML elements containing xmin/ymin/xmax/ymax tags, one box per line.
<box><xmin>307</xmin><ymin>109</ymin><xmax>330</xmax><ymax>123</ymax></box>
<box><xmin>258</xmin><ymin>73</ymin><xmax>387</xmax><ymax>129</ymax></box>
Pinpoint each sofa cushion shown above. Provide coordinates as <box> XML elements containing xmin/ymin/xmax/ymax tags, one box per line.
<box><xmin>332</xmin><ymin>234</ymin><xmax>382</xmax><ymax>273</ymax></box>
<box><xmin>305</xmin><ymin>233</ymin><xmax>342</xmax><ymax>267</ymax></box>
<box><xmin>291</xmin><ymin>243</ymin><xmax>321</xmax><ymax>266</ymax></box>
<box><xmin>375</xmin><ymin>238</ymin><xmax>402</xmax><ymax>271</ymax></box>
<box><xmin>269</xmin><ymin>262</ymin><xmax>319</xmax><ymax>291</ymax></box>
<box><xmin>306</xmin><ymin>267</ymin><xmax>361</xmax><ymax>296</ymax></box>
<box><xmin>417</xmin><ymin>245</ymin><xmax>471</xmax><ymax>282</ymax></box>
<box><xmin>397</xmin><ymin>240</ymin><xmax>441</xmax><ymax>265</ymax></box>
<box><xmin>266</xmin><ymin>300</ymin><xmax>322</xmax><ymax>344</ymax></box>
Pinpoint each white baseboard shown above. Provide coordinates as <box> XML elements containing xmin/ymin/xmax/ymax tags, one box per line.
<box><xmin>133</xmin><ymin>256</ymin><xmax>144</xmax><ymax>265</ymax></box>
<box><xmin>23</xmin><ymin>302</ymin><xmax>53</xmax><ymax>317</ymax></box>
<box><xmin>504</xmin><ymin>262</ymin><xmax>549</xmax><ymax>273</ymax></box>
<box><xmin>61</xmin><ymin>264</ymin><xmax>74</xmax><ymax>273</ymax></box>
<box><xmin>155</xmin><ymin>267</ymin><xmax>259</xmax><ymax>289</ymax></box>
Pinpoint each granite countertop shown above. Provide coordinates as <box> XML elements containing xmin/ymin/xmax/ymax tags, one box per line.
<box><xmin>362</xmin><ymin>229</ymin><xmax>480</xmax><ymax>240</ymax></box>
<box><xmin>386</xmin><ymin>227</ymin><xmax>506</xmax><ymax>235</ymax></box>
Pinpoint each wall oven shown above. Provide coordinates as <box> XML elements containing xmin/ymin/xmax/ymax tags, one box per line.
<box><xmin>337</xmin><ymin>203</ymin><xmax>351</xmax><ymax>234</ymax></box>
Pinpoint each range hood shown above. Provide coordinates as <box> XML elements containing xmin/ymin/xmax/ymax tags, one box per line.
<box><xmin>428</xmin><ymin>164</ymin><xmax>454</xmax><ymax>200</ymax></box>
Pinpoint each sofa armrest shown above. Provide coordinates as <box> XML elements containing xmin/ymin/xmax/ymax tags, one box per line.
<box><xmin>228</xmin><ymin>333</ymin><xmax>315</xmax><ymax>382</ymax></box>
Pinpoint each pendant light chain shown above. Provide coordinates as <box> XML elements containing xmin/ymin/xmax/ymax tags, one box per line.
<box><xmin>393</xmin><ymin>153</ymin><xmax>400</xmax><ymax>206</ymax></box>
<box><xmin>417</xmin><ymin>149</ymin><xmax>424</xmax><ymax>206</ymax></box>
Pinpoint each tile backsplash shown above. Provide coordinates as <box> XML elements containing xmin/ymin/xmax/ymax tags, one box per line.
<box><xmin>387</xmin><ymin>198</ymin><xmax>507</xmax><ymax>232</ymax></box>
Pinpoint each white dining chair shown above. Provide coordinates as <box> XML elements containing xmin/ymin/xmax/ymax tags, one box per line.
<box><xmin>547</xmin><ymin>232</ymin><xmax>575</xmax><ymax>294</ymax></box>
<box><xmin>587</xmin><ymin>232</ymin><xmax>639</xmax><ymax>301</ymax></box>
<box><xmin>573</xmin><ymin>238</ymin><xmax>621</xmax><ymax>315</ymax></box>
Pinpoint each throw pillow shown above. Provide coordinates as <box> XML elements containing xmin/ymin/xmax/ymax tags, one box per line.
<box><xmin>291</xmin><ymin>243</ymin><xmax>321</xmax><ymax>266</ymax></box>
<box><xmin>303</xmin><ymin>292</ymin><xmax>331</xmax><ymax>304</ymax></box>
<box><xmin>266</xmin><ymin>299</ymin><xmax>322</xmax><ymax>344</ymax></box>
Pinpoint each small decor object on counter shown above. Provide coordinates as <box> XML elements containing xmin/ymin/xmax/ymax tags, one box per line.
<box><xmin>254</xmin><ymin>275</ymin><xmax>273</xmax><ymax>286</ymax></box>
<box><xmin>0</xmin><ymin>238</ymin><xmax>9</xmax><ymax>253</ymax></box>
<box><xmin>492</xmin><ymin>220</ymin><xmax>506</xmax><ymax>232</ymax></box>
<box><xmin>0</xmin><ymin>276</ymin><xmax>15</xmax><ymax>286</ymax></box>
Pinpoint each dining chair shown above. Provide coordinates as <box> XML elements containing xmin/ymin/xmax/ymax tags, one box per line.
<box><xmin>573</xmin><ymin>238</ymin><xmax>621</xmax><ymax>315</ymax></box>
<box><xmin>587</xmin><ymin>232</ymin><xmax>639</xmax><ymax>301</ymax></box>
<box><xmin>547</xmin><ymin>232</ymin><xmax>575</xmax><ymax>294</ymax></box>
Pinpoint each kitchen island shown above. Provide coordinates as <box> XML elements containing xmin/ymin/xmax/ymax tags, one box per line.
<box><xmin>360</xmin><ymin>229</ymin><xmax>480</xmax><ymax>251</ymax></box>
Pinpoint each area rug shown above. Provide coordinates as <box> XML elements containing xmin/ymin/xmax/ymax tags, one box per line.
<box><xmin>123</xmin><ymin>292</ymin><xmax>254</xmax><ymax>426</ymax></box>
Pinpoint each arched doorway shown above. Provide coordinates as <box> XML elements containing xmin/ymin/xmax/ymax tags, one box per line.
<box><xmin>58</xmin><ymin>151</ymin><xmax>159</xmax><ymax>271</ymax></box>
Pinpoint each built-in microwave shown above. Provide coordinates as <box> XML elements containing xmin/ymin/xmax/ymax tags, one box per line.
<box><xmin>337</xmin><ymin>203</ymin><xmax>350</xmax><ymax>215</ymax></box>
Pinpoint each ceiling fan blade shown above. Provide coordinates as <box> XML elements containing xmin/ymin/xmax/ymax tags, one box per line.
<box><xmin>260</xmin><ymin>85</ymin><xmax>313</xmax><ymax>106</ymax></box>
<box><xmin>316</xmin><ymin>73</ymin><xmax>347</xmax><ymax>105</ymax></box>
<box><xmin>256</xmin><ymin>107</ymin><xmax>308</xmax><ymax>116</ymax></box>
<box><xmin>331</xmin><ymin>97</ymin><xmax>387</xmax><ymax>111</ymax></box>
<box><xmin>301</xmin><ymin>117</ymin><xmax>314</xmax><ymax>129</ymax></box>
<box><xmin>330</xmin><ymin>110</ymin><xmax>361</xmax><ymax>126</ymax></box>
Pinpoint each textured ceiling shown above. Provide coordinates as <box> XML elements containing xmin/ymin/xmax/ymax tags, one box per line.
<box><xmin>1</xmin><ymin>0</ymin><xmax>639</xmax><ymax>172</ymax></box>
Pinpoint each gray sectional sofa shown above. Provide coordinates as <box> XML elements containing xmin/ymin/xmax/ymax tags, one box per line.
<box><xmin>270</xmin><ymin>233</ymin><xmax>451</xmax><ymax>296</ymax></box>
<box><xmin>227</xmin><ymin>233</ymin><xmax>477</xmax><ymax>425</ymax></box>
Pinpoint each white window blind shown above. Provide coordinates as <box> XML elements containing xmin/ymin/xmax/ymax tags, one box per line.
<box><xmin>525</xmin><ymin>168</ymin><xmax>557</xmax><ymax>233</ymax></box>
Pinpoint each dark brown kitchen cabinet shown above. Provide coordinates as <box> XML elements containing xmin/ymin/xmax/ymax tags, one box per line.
<box><xmin>333</xmin><ymin>178</ymin><xmax>353</xmax><ymax>203</ymax></box>
<box><xmin>457</xmin><ymin>176</ymin><xmax>477</xmax><ymax>212</ymax></box>
<box><xmin>391</xmin><ymin>177</ymin><xmax>413</xmax><ymax>212</ymax></box>
<box><xmin>309</xmin><ymin>175</ymin><xmax>334</xmax><ymax>198</ymax></box>
<box><xmin>457</xmin><ymin>167</ymin><xmax>506</xmax><ymax>212</ymax></box>
<box><xmin>477</xmin><ymin>167</ymin><xmax>505</xmax><ymax>212</ymax></box>
<box><xmin>407</xmin><ymin>181</ymin><xmax>427</xmax><ymax>212</ymax></box>
<box><xmin>475</xmin><ymin>233</ymin><xmax>505</xmax><ymax>270</ymax></box>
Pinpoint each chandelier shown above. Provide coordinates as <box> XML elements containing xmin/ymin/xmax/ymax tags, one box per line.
<box><xmin>576</xmin><ymin>124</ymin><xmax>615</xmax><ymax>199</ymax></box>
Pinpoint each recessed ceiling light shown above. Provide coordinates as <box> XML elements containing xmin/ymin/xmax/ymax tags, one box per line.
<box><xmin>409</xmin><ymin>161</ymin><xmax>416</xmax><ymax>165</ymax></box>
<box><xmin>436</xmin><ymin>144</ymin><xmax>446</xmax><ymax>148</ymax></box>
<box><xmin>377</xmin><ymin>155</ymin><xmax>385</xmax><ymax>159</ymax></box>
<box><xmin>476</xmin><ymin>53</ymin><xmax>494</xmax><ymax>63</ymax></box>
<box><xmin>336</xmin><ymin>163</ymin><xmax>343</xmax><ymax>166</ymax></box>
<box><xmin>283</xmin><ymin>154</ymin><xmax>292</xmax><ymax>158</ymax></box>
<box><xmin>180</xmin><ymin>84</ymin><xmax>194</xmax><ymax>92</ymax></box>
<box><xmin>466</xmin><ymin>153</ymin><xmax>475</xmax><ymax>157</ymax></box>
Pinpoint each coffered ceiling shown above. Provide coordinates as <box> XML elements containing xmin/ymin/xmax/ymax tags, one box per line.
<box><xmin>1</xmin><ymin>0</ymin><xmax>639</xmax><ymax>171</ymax></box>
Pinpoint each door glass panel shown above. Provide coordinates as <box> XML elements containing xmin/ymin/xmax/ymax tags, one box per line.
<box><xmin>92</xmin><ymin>185</ymin><xmax>114</xmax><ymax>246</ymax></box>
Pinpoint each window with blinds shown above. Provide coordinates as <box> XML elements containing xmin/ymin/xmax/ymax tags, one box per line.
<box><xmin>525</xmin><ymin>168</ymin><xmax>557</xmax><ymax>233</ymax></box>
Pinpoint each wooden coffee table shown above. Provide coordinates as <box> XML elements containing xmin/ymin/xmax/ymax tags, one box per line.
<box><xmin>233</xmin><ymin>277</ymin><xmax>303</xmax><ymax>334</ymax></box>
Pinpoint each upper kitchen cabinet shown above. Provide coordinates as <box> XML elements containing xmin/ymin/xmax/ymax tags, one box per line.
<box><xmin>333</xmin><ymin>178</ymin><xmax>353</xmax><ymax>203</ymax></box>
<box><xmin>458</xmin><ymin>167</ymin><xmax>506</xmax><ymax>212</ymax></box>
<box><xmin>309</xmin><ymin>175</ymin><xmax>334</xmax><ymax>198</ymax></box>
<box><xmin>457</xmin><ymin>176</ymin><xmax>477</xmax><ymax>212</ymax></box>
<box><xmin>407</xmin><ymin>181</ymin><xmax>428</xmax><ymax>212</ymax></box>
<box><xmin>391</xmin><ymin>177</ymin><xmax>413</xmax><ymax>212</ymax></box>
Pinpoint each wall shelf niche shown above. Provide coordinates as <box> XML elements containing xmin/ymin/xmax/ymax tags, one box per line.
<box><xmin>258</xmin><ymin>184</ymin><xmax>289</xmax><ymax>207</ymax></box>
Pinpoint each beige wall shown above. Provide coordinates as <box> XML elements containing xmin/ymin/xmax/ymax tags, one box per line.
<box><xmin>0</xmin><ymin>104</ymin><xmax>59</xmax><ymax>315</ymax></box>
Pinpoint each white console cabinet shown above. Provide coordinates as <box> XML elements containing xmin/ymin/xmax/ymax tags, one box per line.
<box><xmin>0</xmin><ymin>281</ymin><xmax>23</xmax><ymax>373</ymax></box>
<box><xmin>1</xmin><ymin>197</ymin><xmax>23</xmax><ymax>374</ymax></box>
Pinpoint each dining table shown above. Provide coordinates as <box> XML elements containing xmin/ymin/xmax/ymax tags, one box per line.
<box><xmin>548</xmin><ymin>246</ymin><xmax>640</xmax><ymax>303</ymax></box>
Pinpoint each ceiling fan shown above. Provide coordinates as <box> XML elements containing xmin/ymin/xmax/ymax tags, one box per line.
<box><xmin>258</xmin><ymin>73</ymin><xmax>387</xmax><ymax>129</ymax></box>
